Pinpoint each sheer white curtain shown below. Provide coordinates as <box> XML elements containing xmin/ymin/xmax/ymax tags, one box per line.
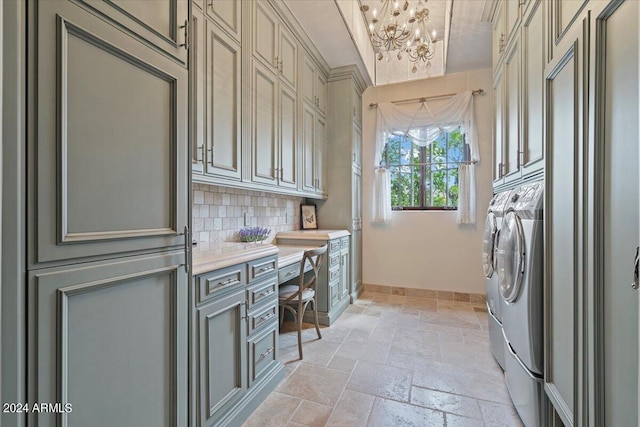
<box><xmin>372</xmin><ymin>90</ymin><xmax>479</xmax><ymax>224</ymax></box>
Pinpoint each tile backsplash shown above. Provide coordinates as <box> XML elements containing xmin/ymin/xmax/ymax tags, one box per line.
<box><xmin>192</xmin><ymin>183</ymin><xmax>303</xmax><ymax>250</ymax></box>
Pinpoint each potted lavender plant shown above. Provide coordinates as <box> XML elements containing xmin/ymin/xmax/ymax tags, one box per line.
<box><xmin>239</xmin><ymin>226</ymin><xmax>271</xmax><ymax>243</ymax></box>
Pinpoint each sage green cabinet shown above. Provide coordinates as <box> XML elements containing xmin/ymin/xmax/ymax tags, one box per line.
<box><xmin>29</xmin><ymin>251</ymin><xmax>188</xmax><ymax>427</ymax></box>
<box><xmin>204</xmin><ymin>0</ymin><xmax>241</xmax><ymax>42</ymax></box>
<box><xmin>197</xmin><ymin>287</ymin><xmax>247</xmax><ymax>427</ymax></box>
<box><xmin>492</xmin><ymin>1</ymin><xmax>505</xmax><ymax>70</ymax></box>
<box><xmin>251</xmin><ymin>60</ymin><xmax>279</xmax><ymax>186</ymax></box>
<box><xmin>193</xmin><ymin>0</ymin><xmax>328</xmax><ymax>199</ymax></box>
<box><xmin>491</xmin><ymin>0</ymin><xmax>545</xmax><ymax>189</ymax></box>
<box><xmin>192</xmin><ymin>256</ymin><xmax>283</xmax><ymax>427</ymax></box>
<box><xmin>192</xmin><ymin>8</ymin><xmax>206</xmax><ymax>175</ymax></box>
<box><xmin>520</xmin><ymin>0</ymin><xmax>545</xmax><ymax>178</ymax></box>
<box><xmin>205</xmin><ymin>21</ymin><xmax>242</xmax><ymax>180</ymax></box>
<box><xmin>300</xmin><ymin>103</ymin><xmax>326</xmax><ymax>196</ymax></box>
<box><xmin>30</xmin><ymin>0</ymin><xmax>189</xmax><ymax>266</ymax></box>
<box><xmin>300</xmin><ymin>50</ymin><xmax>328</xmax><ymax>115</ymax></box>
<box><xmin>316</xmin><ymin>66</ymin><xmax>365</xmax><ymax>301</ymax></box>
<box><xmin>27</xmin><ymin>2</ymin><xmax>190</xmax><ymax>426</ymax></box>
<box><xmin>276</xmin><ymin>235</ymin><xmax>351</xmax><ymax>325</ymax></box>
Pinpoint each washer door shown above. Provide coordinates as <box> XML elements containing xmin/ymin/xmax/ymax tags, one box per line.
<box><xmin>497</xmin><ymin>211</ymin><xmax>526</xmax><ymax>303</ymax></box>
<box><xmin>482</xmin><ymin>213</ymin><xmax>498</xmax><ymax>278</ymax></box>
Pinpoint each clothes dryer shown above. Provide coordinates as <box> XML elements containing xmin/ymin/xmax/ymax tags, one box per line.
<box><xmin>496</xmin><ymin>181</ymin><xmax>546</xmax><ymax>426</ymax></box>
<box><xmin>482</xmin><ymin>189</ymin><xmax>513</xmax><ymax>370</ymax></box>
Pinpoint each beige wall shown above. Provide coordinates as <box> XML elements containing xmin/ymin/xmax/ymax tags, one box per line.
<box><xmin>361</xmin><ymin>68</ymin><xmax>494</xmax><ymax>294</ymax></box>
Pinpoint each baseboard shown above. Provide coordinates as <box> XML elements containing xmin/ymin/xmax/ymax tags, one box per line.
<box><xmin>363</xmin><ymin>283</ymin><xmax>486</xmax><ymax>305</ymax></box>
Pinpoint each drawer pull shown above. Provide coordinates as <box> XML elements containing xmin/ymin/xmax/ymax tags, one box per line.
<box><xmin>258</xmin><ymin>347</ymin><xmax>274</xmax><ymax>360</ymax></box>
<box><xmin>258</xmin><ymin>313</ymin><xmax>275</xmax><ymax>324</ymax></box>
<box><xmin>256</xmin><ymin>266</ymin><xmax>274</xmax><ymax>274</ymax></box>
<box><xmin>285</xmin><ymin>271</ymin><xmax>295</xmax><ymax>277</ymax></box>
<box><xmin>212</xmin><ymin>277</ymin><xmax>238</xmax><ymax>289</ymax></box>
<box><xmin>257</xmin><ymin>289</ymin><xmax>275</xmax><ymax>299</ymax></box>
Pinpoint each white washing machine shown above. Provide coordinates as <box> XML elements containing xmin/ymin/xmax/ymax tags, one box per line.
<box><xmin>482</xmin><ymin>189</ymin><xmax>513</xmax><ymax>370</ymax></box>
<box><xmin>496</xmin><ymin>181</ymin><xmax>546</xmax><ymax>427</ymax></box>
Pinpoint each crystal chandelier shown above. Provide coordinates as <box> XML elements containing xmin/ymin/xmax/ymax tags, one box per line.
<box><xmin>361</xmin><ymin>0</ymin><xmax>437</xmax><ymax>72</ymax></box>
<box><xmin>405</xmin><ymin>6</ymin><xmax>437</xmax><ymax>72</ymax></box>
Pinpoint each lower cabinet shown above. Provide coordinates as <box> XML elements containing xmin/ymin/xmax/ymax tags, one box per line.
<box><xmin>277</xmin><ymin>234</ymin><xmax>351</xmax><ymax>325</ymax></box>
<box><xmin>193</xmin><ymin>255</ymin><xmax>283</xmax><ymax>427</ymax></box>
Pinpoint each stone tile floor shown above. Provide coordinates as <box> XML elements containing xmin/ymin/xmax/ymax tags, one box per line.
<box><xmin>243</xmin><ymin>292</ymin><xmax>523</xmax><ymax>427</ymax></box>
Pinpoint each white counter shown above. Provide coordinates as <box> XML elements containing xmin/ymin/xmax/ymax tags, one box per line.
<box><xmin>192</xmin><ymin>242</ymin><xmax>278</xmax><ymax>275</ymax></box>
<box><xmin>275</xmin><ymin>229</ymin><xmax>350</xmax><ymax>241</ymax></box>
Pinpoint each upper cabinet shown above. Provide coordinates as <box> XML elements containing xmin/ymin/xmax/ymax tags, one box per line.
<box><xmin>205</xmin><ymin>0</ymin><xmax>242</xmax><ymax>42</ymax></box>
<box><xmin>192</xmin><ymin>0</ymin><xmax>330</xmax><ymax>199</ymax></box>
<box><xmin>301</xmin><ymin>51</ymin><xmax>328</xmax><ymax>116</ymax></box>
<box><xmin>491</xmin><ymin>0</ymin><xmax>545</xmax><ymax>188</ymax></box>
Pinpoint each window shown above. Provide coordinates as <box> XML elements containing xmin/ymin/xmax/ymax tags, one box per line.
<box><xmin>382</xmin><ymin>127</ymin><xmax>468</xmax><ymax>210</ymax></box>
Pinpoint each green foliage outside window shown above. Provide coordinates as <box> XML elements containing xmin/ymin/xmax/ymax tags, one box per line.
<box><xmin>383</xmin><ymin>127</ymin><xmax>467</xmax><ymax>209</ymax></box>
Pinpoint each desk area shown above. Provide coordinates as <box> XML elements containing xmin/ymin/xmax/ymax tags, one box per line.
<box><xmin>190</xmin><ymin>230</ymin><xmax>351</xmax><ymax>427</ymax></box>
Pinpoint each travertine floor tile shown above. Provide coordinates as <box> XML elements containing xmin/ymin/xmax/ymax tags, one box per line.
<box><xmin>346</xmin><ymin>360</ymin><xmax>413</xmax><ymax>402</ymax></box>
<box><xmin>290</xmin><ymin>400</ymin><xmax>332</xmax><ymax>427</ymax></box>
<box><xmin>410</xmin><ymin>387</ymin><xmax>482</xmax><ymax>419</ymax></box>
<box><xmin>445</xmin><ymin>413</ymin><xmax>486</xmax><ymax>427</ymax></box>
<box><xmin>246</xmin><ymin>289</ymin><xmax>524</xmax><ymax>427</ymax></box>
<box><xmin>327</xmin><ymin>356</ymin><xmax>357</xmax><ymax>373</ymax></box>
<box><xmin>276</xmin><ymin>363</ymin><xmax>350</xmax><ymax>407</ymax></box>
<box><xmin>479</xmin><ymin>400</ymin><xmax>525</xmax><ymax>426</ymax></box>
<box><xmin>367</xmin><ymin>397</ymin><xmax>445</xmax><ymax>427</ymax></box>
<box><xmin>243</xmin><ymin>392</ymin><xmax>301</xmax><ymax>427</ymax></box>
<box><xmin>333</xmin><ymin>339</ymin><xmax>390</xmax><ymax>363</ymax></box>
<box><xmin>325</xmin><ymin>390</ymin><xmax>375</xmax><ymax>427</ymax></box>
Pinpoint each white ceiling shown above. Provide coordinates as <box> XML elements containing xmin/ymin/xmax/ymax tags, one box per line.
<box><xmin>284</xmin><ymin>0</ymin><xmax>492</xmax><ymax>84</ymax></box>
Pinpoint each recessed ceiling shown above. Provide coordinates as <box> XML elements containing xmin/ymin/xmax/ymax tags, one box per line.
<box><xmin>284</xmin><ymin>0</ymin><xmax>492</xmax><ymax>85</ymax></box>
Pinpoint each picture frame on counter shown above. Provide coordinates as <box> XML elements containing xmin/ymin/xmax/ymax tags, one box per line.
<box><xmin>301</xmin><ymin>204</ymin><xmax>318</xmax><ymax>229</ymax></box>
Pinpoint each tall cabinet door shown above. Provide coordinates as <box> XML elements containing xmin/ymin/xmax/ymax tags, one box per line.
<box><xmin>205</xmin><ymin>0</ymin><xmax>241</xmax><ymax>42</ymax></box>
<box><xmin>191</xmin><ymin>8</ymin><xmax>206</xmax><ymax>174</ymax></box>
<box><xmin>544</xmin><ymin>23</ymin><xmax>585</xmax><ymax>427</ymax></box>
<box><xmin>29</xmin><ymin>251</ymin><xmax>188</xmax><ymax>427</ymax></box>
<box><xmin>279</xmin><ymin>86</ymin><xmax>297</xmax><ymax>189</ymax></box>
<box><xmin>30</xmin><ymin>0</ymin><xmax>188</xmax><ymax>266</ymax></box>
<box><xmin>251</xmin><ymin>61</ymin><xmax>279</xmax><ymax>186</ymax></box>
<box><xmin>521</xmin><ymin>0</ymin><xmax>545</xmax><ymax>177</ymax></box>
<box><xmin>301</xmin><ymin>104</ymin><xmax>316</xmax><ymax>192</ymax></box>
<box><xmin>205</xmin><ymin>22</ymin><xmax>242</xmax><ymax>180</ymax></box>
<box><xmin>493</xmin><ymin>69</ymin><xmax>505</xmax><ymax>184</ymax></box>
<box><xmin>29</xmin><ymin>2</ymin><xmax>188</xmax><ymax>426</ymax></box>
<box><xmin>278</xmin><ymin>26</ymin><xmax>297</xmax><ymax>90</ymax></box>
<box><xmin>252</xmin><ymin>1</ymin><xmax>278</xmax><ymax>71</ymax></box>
<box><xmin>503</xmin><ymin>34</ymin><xmax>521</xmax><ymax>182</ymax></box>
<box><xmin>314</xmin><ymin>115</ymin><xmax>327</xmax><ymax>194</ymax></box>
<box><xmin>599</xmin><ymin>2</ymin><xmax>639</xmax><ymax>425</ymax></box>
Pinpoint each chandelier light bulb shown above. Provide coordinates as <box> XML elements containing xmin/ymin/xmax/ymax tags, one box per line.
<box><xmin>410</xmin><ymin>8</ymin><xmax>415</xmax><ymax>17</ymax></box>
<box><xmin>372</xmin><ymin>8</ymin><xmax>377</xmax><ymax>18</ymax></box>
<box><xmin>432</xmin><ymin>29</ymin><xmax>436</xmax><ymax>38</ymax></box>
<box><xmin>369</xmin><ymin>22</ymin><xmax>374</xmax><ymax>31</ymax></box>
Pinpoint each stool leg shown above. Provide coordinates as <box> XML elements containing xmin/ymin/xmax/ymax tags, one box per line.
<box><xmin>312</xmin><ymin>298</ymin><xmax>322</xmax><ymax>339</ymax></box>
<box><xmin>297</xmin><ymin>299</ymin><xmax>304</xmax><ymax>359</ymax></box>
<box><xmin>279</xmin><ymin>305</ymin><xmax>285</xmax><ymax>329</ymax></box>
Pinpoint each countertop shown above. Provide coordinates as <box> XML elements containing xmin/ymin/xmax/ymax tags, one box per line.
<box><xmin>276</xmin><ymin>244</ymin><xmax>323</xmax><ymax>268</ymax></box>
<box><xmin>192</xmin><ymin>242</ymin><xmax>324</xmax><ymax>275</ymax></box>
<box><xmin>276</xmin><ymin>229</ymin><xmax>351</xmax><ymax>241</ymax></box>
<box><xmin>192</xmin><ymin>242</ymin><xmax>278</xmax><ymax>275</ymax></box>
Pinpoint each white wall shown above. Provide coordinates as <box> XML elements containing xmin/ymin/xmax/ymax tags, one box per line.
<box><xmin>362</xmin><ymin>68</ymin><xmax>494</xmax><ymax>294</ymax></box>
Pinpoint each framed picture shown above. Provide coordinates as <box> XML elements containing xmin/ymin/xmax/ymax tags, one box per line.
<box><xmin>300</xmin><ymin>204</ymin><xmax>318</xmax><ymax>229</ymax></box>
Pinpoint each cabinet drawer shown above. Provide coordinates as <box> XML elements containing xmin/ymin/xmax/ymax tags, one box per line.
<box><xmin>329</xmin><ymin>239</ymin><xmax>341</xmax><ymax>254</ymax></box>
<box><xmin>329</xmin><ymin>266</ymin><xmax>340</xmax><ymax>284</ymax></box>
<box><xmin>247</xmin><ymin>276</ymin><xmax>277</xmax><ymax>310</ymax></box>
<box><xmin>328</xmin><ymin>253</ymin><xmax>340</xmax><ymax>269</ymax></box>
<box><xmin>341</xmin><ymin>236</ymin><xmax>349</xmax><ymax>250</ymax></box>
<box><xmin>248</xmin><ymin>322</ymin><xmax>278</xmax><ymax>386</ymax></box>
<box><xmin>278</xmin><ymin>262</ymin><xmax>299</xmax><ymax>284</ymax></box>
<box><xmin>248</xmin><ymin>300</ymin><xmax>278</xmax><ymax>336</ymax></box>
<box><xmin>196</xmin><ymin>264</ymin><xmax>246</xmax><ymax>304</ymax></box>
<box><xmin>247</xmin><ymin>255</ymin><xmax>277</xmax><ymax>283</ymax></box>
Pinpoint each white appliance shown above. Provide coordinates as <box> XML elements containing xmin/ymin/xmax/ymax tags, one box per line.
<box><xmin>496</xmin><ymin>181</ymin><xmax>546</xmax><ymax>427</ymax></box>
<box><xmin>482</xmin><ymin>189</ymin><xmax>513</xmax><ymax>370</ymax></box>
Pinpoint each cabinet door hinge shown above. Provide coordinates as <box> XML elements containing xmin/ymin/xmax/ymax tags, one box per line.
<box><xmin>179</xmin><ymin>19</ymin><xmax>189</xmax><ymax>51</ymax></box>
